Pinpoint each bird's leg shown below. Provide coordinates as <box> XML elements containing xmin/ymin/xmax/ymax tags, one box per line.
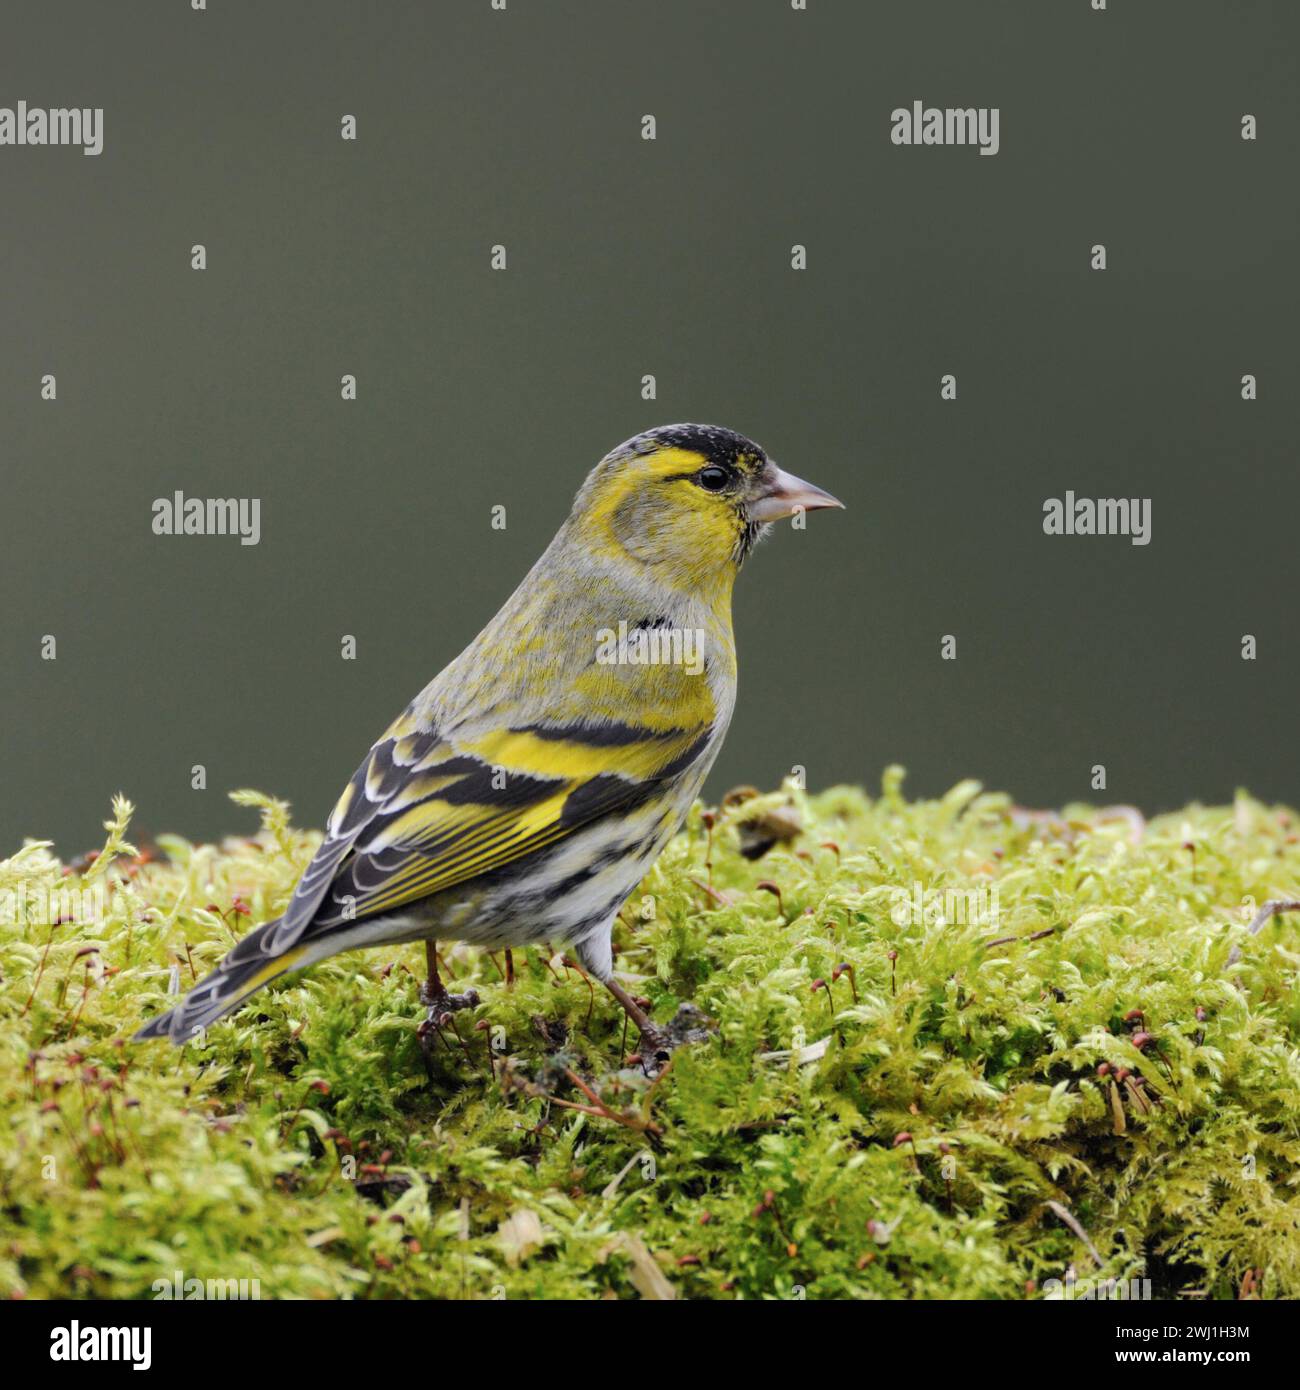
<box><xmin>606</xmin><ymin>978</ymin><xmax>717</xmax><ymax>1073</ymax></box>
<box><xmin>420</xmin><ymin>942</ymin><xmax>480</xmax><ymax>1012</ymax></box>
<box><xmin>504</xmin><ymin>948</ymin><xmax>515</xmax><ymax>988</ymax></box>
<box><xmin>417</xmin><ymin>942</ymin><xmax>480</xmax><ymax>1055</ymax></box>
<box><xmin>571</xmin><ymin>932</ymin><xmax>714</xmax><ymax>1072</ymax></box>
<box><xmin>603</xmin><ymin>975</ymin><xmax>655</xmax><ymax>1035</ymax></box>
<box><xmin>602</xmin><ymin>977</ymin><xmax>712</xmax><ymax>1071</ymax></box>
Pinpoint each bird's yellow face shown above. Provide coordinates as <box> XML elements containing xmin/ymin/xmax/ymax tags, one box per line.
<box><xmin>572</xmin><ymin>424</ymin><xmax>842</xmax><ymax>592</ymax></box>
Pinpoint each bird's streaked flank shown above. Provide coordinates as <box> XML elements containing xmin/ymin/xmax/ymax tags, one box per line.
<box><xmin>135</xmin><ymin>424</ymin><xmax>842</xmax><ymax>1061</ymax></box>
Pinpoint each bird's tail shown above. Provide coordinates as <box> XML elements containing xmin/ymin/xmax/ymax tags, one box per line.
<box><xmin>134</xmin><ymin>916</ymin><xmax>310</xmax><ymax>1044</ymax></box>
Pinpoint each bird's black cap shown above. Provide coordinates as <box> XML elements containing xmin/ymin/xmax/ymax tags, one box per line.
<box><xmin>632</xmin><ymin>423</ymin><xmax>769</xmax><ymax>469</ymax></box>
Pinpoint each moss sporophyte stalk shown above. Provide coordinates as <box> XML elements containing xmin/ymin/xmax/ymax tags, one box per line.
<box><xmin>3</xmin><ymin>770</ymin><xmax>1299</xmax><ymax>1300</ymax></box>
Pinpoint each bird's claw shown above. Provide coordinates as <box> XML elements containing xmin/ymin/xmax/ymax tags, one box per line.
<box><xmin>418</xmin><ymin>983</ymin><xmax>480</xmax><ymax>1013</ymax></box>
<box><xmin>416</xmin><ymin>986</ymin><xmax>480</xmax><ymax>1057</ymax></box>
<box><xmin>631</xmin><ymin>1002</ymin><xmax>714</xmax><ymax>1074</ymax></box>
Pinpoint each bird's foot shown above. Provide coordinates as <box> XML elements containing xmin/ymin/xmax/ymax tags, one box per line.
<box><xmin>418</xmin><ymin>981</ymin><xmax>480</xmax><ymax>1015</ymax></box>
<box><xmin>630</xmin><ymin>1002</ymin><xmax>714</xmax><ymax>1074</ymax></box>
<box><xmin>416</xmin><ymin>984</ymin><xmax>480</xmax><ymax>1056</ymax></box>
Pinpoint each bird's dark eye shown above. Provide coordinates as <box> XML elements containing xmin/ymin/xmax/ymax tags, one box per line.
<box><xmin>695</xmin><ymin>465</ymin><xmax>730</xmax><ymax>492</ymax></box>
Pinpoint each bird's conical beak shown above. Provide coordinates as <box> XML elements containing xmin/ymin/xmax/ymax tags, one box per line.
<box><xmin>748</xmin><ymin>466</ymin><xmax>844</xmax><ymax>522</ymax></box>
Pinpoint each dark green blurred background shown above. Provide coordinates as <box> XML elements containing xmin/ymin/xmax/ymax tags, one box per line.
<box><xmin>2</xmin><ymin>0</ymin><xmax>1296</xmax><ymax>855</ymax></box>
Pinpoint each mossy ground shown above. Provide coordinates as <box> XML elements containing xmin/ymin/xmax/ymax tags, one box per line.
<box><xmin>3</xmin><ymin>771</ymin><xmax>1299</xmax><ymax>1300</ymax></box>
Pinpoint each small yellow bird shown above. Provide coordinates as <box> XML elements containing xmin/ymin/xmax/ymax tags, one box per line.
<box><xmin>136</xmin><ymin>425</ymin><xmax>841</xmax><ymax>1059</ymax></box>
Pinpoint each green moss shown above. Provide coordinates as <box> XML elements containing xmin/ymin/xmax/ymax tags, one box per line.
<box><xmin>2</xmin><ymin>772</ymin><xmax>1299</xmax><ymax>1300</ymax></box>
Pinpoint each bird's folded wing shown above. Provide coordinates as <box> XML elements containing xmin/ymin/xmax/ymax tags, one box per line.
<box><xmin>257</xmin><ymin>714</ymin><xmax>713</xmax><ymax>956</ymax></box>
